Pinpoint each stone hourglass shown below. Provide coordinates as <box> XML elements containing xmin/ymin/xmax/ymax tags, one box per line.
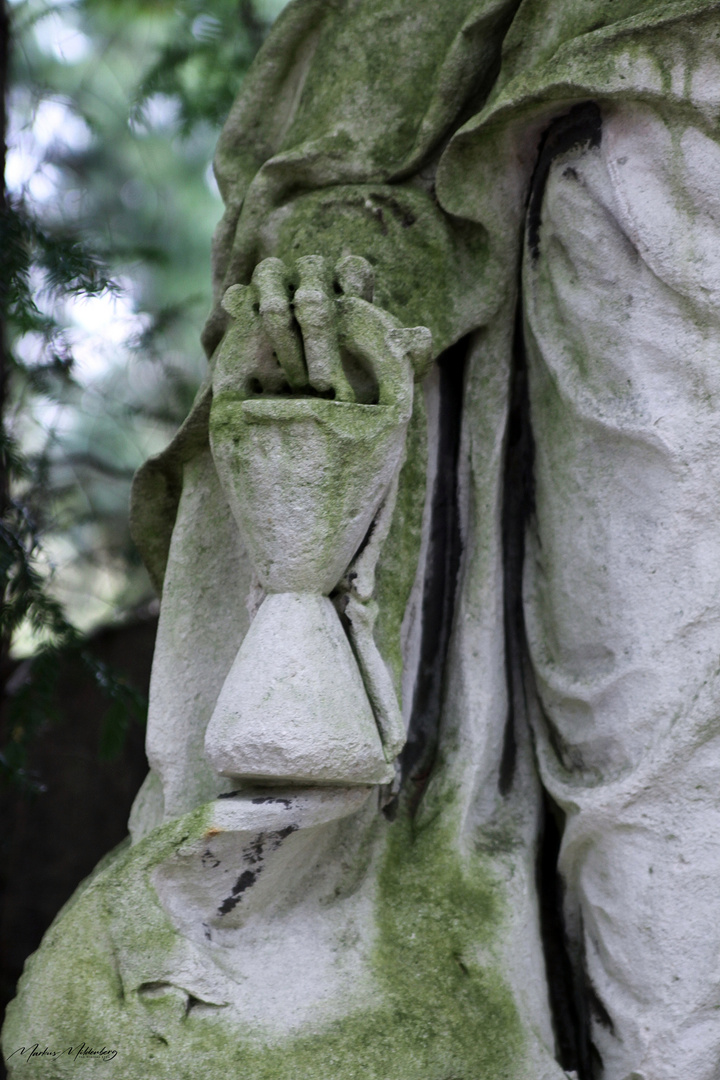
<box><xmin>203</xmin><ymin>255</ymin><xmax>431</xmax><ymax>788</ymax></box>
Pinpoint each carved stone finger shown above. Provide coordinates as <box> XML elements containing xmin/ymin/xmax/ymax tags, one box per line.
<box><xmin>338</xmin><ymin>295</ymin><xmax>414</xmax><ymax>415</ymax></box>
<box><xmin>294</xmin><ymin>255</ymin><xmax>355</xmax><ymax>402</ymax></box>
<box><xmin>387</xmin><ymin>326</ymin><xmax>433</xmax><ymax>381</ymax></box>
<box><xmin>252</xmin><ymin>258</ymin><xmax>307</xmax><ymax>389</ymax></box>
<box><xmin>335</xmin><ymin>255</ymin><xmax>374</xmax><ymax>301</ymax></box>
<box><xmin>215</xmin><ymin>283</ymin><xmax>285</xmax><ymax>396</ymax></box>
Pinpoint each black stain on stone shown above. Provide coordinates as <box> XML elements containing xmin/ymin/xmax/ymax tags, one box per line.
<box><xmin>245</xmin><ymin>836</ymin><xmax>264</xmax><ymax>865</ymax></box>
<box><xmin>216</xmin><ymin>824</ymin><xmax>299</xmax><ymax>916</ymax></box>
<box><xmin>218</xmin><ymin>869</ymin><xmax>259</xmax><ymax>915</ymax></box>
<box><xmin>368</xmin><ymin>191</ymin><xmax>417</xmax><ymax>229</ymax></box>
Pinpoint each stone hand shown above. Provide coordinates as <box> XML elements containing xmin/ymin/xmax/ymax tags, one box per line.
<box><xmin>213</xmin><ymin>254</ymin><xmax>432</xmax><ymax>405</ymax></box>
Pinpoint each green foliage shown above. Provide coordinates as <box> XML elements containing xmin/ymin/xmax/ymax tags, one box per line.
<box><xmin>0</xmin><ymin>0</ymin><xmax>283</xmax><ymax>787</ymax></box>
<box><xmin>5</xmin><ymin>0</ymin><xmax>283</xmax><ymax>636</ymax></box>
<box><xmin>0</xmin><ymin>196</ymin><xmax>113</xmax><ymax>406</ymax></box>
<box><xmin>0</xmin><ymin>186</ymin><xmax>143</xmax><ymax>789</ymax></box>
<box><xmin>132</xmin><ymin>0</ymin><xmax>267</xmax><ymax>133</ymax></box>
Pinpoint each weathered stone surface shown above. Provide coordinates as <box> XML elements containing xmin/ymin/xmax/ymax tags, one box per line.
<box><xmin>7</xmin><ymin>1</ymin><xmax>720</xmax><ymax>1078</ymax></box>
<box><xmin>3</xmin><ymin>786</ymin><xmax>553</xmax><ymax>1080</ymax></box>
<box><xmin>205</xmin><ymin>593</ymin><xmax>393</xmax><ymax>784</ymax></box>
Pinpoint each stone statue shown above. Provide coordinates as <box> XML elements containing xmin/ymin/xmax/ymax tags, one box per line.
<box><xmin>5</xmin><ymin>2</ymin><xmax>720</xmax><ymax>1078</ymax></box>
<box><xmin>204</xmin><ymin>256</ymin><xmax>430</xmax><ymax>787</ymax></box>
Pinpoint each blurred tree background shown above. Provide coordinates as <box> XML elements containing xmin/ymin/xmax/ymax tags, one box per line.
<box><xmin>0</xmin><ymin>0</ymin><xmax>287</xmax><ymax>1039</ymax></box>
<box><xmin>6</xmin><ymin>0</ymin><xmax>287</xmax><ymax>661</ymax></box>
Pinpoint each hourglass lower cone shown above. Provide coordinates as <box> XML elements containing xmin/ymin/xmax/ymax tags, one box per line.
<box><xmin>204</xmin><ymin>592</ymin><xmax>395</xmax><ymax>786</ymax></box>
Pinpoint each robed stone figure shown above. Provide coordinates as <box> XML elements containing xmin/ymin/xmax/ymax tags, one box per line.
<box><xmin>6</xmin><ymin>3</ymin><xmax>720</xmax><ymax>1079</ymax></box>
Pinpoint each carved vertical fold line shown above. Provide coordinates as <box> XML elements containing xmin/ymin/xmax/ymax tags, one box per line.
<box><xmin>500</xmin><ymin>298</ymin><xmax>534</xmax><ymax>799</ymax></box>
<box><xmin>517</xmin><ymin>103</ymin><xmax>607</xmax><ymax>1080</ymax></box>
<box><xmin>504</xmin><ymin>301</ymin><xmax>588</xmax><ymax>1075</ymax></box>
<box><xmin>399</xmin><ymin>337</ymin><xmax>467</xmax><ymax>810</ymax></box>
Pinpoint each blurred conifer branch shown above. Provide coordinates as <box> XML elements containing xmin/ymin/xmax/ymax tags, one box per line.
<box><xmin>0</xmin><ymin>0</ymin><xmax>278</xmax><ymax>789</ymax></box>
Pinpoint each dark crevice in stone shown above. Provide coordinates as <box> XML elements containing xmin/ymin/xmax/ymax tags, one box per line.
<box><xmin>185</xmin><ymin>994</ymin><xmax>201</xmax><ymax>1016</ymax></box>
<box><xmin>570</xmin><ymin>930</ymin><xmax>608</xmax><ymax>1080</ymax></box>
<box><xmin>138</xmin><ymin>980</ymin><xmax>171</xmax><ymax>994</ymax></box>
<box><xmin>500</xmin><ymin>300</ymin><xmax>534</xmax><ymax>797</ymax></box>
<box><xmin>246</xmin><ymin>836</ymin><xmax>264</xmax><ymax>864</ymax></box>
<box><xmin>511</xmin><ymin>104</ymin><xmax>609</xmax><ymax>1078</ymax></box>
<box><xmin>201</xmin><ymin>848</ymin><xmax>221</xmax><ymax>868</ymax></box>
<box><xmin>527</xmin><ymin>101</ymin><xmax>602</xmax><ymax>262</ymax></box>
<box><xmin>502</xmin><ymin>274</ymin><xmax>588</xmax><ymax>1070</ymax></box>
<box><xmin>399</xmin><ymin>336</ymin><xmax>467</xmax><ymax>813</ymax></box>
<box><xmin>536</xmin><ymin>793</ymin><xmax>589</xmax><ymax>1077</ymax></box>
<box><xmin>588</xmin><ymin>977</ymin><xmax>614</xmax><ymax>1033</ymax></box>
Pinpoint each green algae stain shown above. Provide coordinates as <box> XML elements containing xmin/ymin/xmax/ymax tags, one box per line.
<box><xmin>374</xmin><ymin>391</ymin><xmax>428</xmax><ymax>697</ymax></box>
<box><xmin>4</xmin><ymin>800</ymin><xmax>525</xmax><ymax>1080</ymax></box>
<box><xmin>368</xmin><ymin>808</ymin><xmax>525</xmax><ymax>1079</ymax></box>
<box><xmin>172</xmin><ymin>807</ymin><xmax>524</xmax><ymax>1080</ymax></box>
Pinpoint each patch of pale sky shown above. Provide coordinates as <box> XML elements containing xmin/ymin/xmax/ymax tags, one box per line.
<box><xmin>205</xmin><ymin>159</ymin><xmax>220</xmax><ymax>198</ymax></box>
<box><xmin>30</xmin><ymin>398</ymin><xmax>76</xmax><ymax>442</ymax></box>
<box><xmin>5</xmin><ymin>124</ymin><xmax>40</xmax><ymax>191</ymax></box>
<box><xmin>31</xmin><ymin>96</ymin><xmax>92</xmax><ymax>153</ymax></box>
<box><xmin>26</xmin><ymin>162</ymin><xmax>60</xmax><ymax>202</ymax></box>
<box><xmin>191</xmin><ymin>13</ymin><xmax>221</xmax><ymax>42</ymax></box>
<box><xmin>7</xmin><ymin>0</ymin><xmax>294</xmax><ymax>651</ymax></box>
<box><xmin>6</xmin><ymin>94</ymin><xmax>92</xmax><ymax>200</ymax></box>
<box><xmin>65</xmin><ymin>287</ymin><xmax>151</xmax><ymax>385</ymax></box>
<box><xmin>33</xmin><ymin>9</ymin><xmax>91</xmax><ymax>64</ymax></box>
<box><xmin>129</xmin><ymin>93</ymin><xmax>181</xmax><ymax>137</ymax></box>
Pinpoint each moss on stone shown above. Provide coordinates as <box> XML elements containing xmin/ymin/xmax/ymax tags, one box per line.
<box><xmin>159</xmin><ymin>807</ymin><xmax>525</xmax><ymax>1080</ymax></box>
<box><xmin>263</xmin><ymin>184</ymin><xmax>464</xmax><ymax>355</ymax></box>
<box><xmin>4</xmin><ymin>797</ymin><xmax>526</xmax><ymax>1080</ymax></box>
<box><xmin>373</xmin><ymin>392</ymin><xmax>428</xmax><ymax>696</ymax></box>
